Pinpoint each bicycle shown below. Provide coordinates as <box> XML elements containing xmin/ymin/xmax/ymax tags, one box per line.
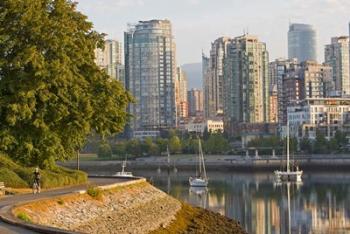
<box><xmin>32</xmin><ymin>180</ymin><xmax>41</xmax><ymax>194</ymax></box>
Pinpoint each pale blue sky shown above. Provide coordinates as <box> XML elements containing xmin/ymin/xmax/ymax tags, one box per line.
<box><xmin>76</xmin><ymin>0</ymin><xmax>350</xmax><ymax>65</ymax></box>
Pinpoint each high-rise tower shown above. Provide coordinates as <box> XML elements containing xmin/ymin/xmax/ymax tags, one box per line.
<box><xmin>325</xmin><ymin>36</ymin><xmax>350</xmax><ymax>96</ymax></box>
<box><xmin>124</xmin><ymin>20</ymin><xmax>176</xmax><ymax>132</ymax></box>
<box><xmin>288</xmin><ymin>23</ymin><xmax>317</xmax><ymax>62</ymax></box>
<box><xmin>224</xmin><ymin>34</ymin><xmax>270</xmax><ymax>126</ymax></box>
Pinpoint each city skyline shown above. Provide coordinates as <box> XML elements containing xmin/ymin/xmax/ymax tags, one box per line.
<box><xmin>76</xmin><ymin>0</ymin><xmax>350</xmax><ymax>64</ymax></box>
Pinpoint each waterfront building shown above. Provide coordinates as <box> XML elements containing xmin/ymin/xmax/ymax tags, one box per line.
<box><xmin>188</xmin><ymin>88</ymin><xmax>204</xmax><ymax>117</ymax></box>
<box><xmin>287</xmin><ymin>98</ymin><xmax>350</xmax><ymax>140</ymax></box>
<box><xmin>223</xmin><ymin>34</ymin><xmax>270</xmax><ymax>135</ymax></box>
<box><xmin>325</xmin><ymin>36</ymin><xmax>350</xmax><ymax>96</ymax></box>
<box><xmin>124</xmin><ymin>20</ymin><xmax>176</xmax><ymax>132</ymax></box>
<box><xmin>204</xmin><ymin>37</ymin><xmax>231</xmax><ymax>119</ymax></box>
<box><xmin>288</xmin><ymin>23</ymin><xmax>317</xmax><ymax>62</ymax></box>
<box><xmin>175</xmin><ymin>67</ymin><xmax>188</xmax><ymax>119</ymax></box>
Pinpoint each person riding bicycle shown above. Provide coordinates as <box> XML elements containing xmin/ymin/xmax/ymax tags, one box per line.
<box><xmin>33</xmin><ymin>167</ymin><xmax>41</xmax><ymax>193</ymax></box>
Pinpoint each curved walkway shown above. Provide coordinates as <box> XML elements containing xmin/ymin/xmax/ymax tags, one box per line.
<box><xmin>0</xmin><ymin>177</ymin><xmax>136</xmax><ymax>234</ymax></box>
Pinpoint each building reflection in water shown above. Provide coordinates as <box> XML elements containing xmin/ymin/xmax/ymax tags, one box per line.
<box><xmin>154</xmin><ymin>171</ymin><xmax>350</xmax><ymax>234</ymax></box>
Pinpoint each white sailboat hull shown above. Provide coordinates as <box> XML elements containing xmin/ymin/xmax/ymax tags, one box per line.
<box><xmin>274</xmin><ymin>170</ymin><xmax>303</xmax><ymax>182</ymax></box>
<box><xmin>189</xmin><ymin>177</ymin><xmax>208</xmax><ymax>187</ymax></box>
<box><xmin>114</xmin><ymin>172</ymin><xmax>133</xmax><ymax>177</ymax></box>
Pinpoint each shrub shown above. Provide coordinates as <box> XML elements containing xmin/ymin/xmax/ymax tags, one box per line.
<box><xmin>57</xmin><ymin>199</ymin><xmax>64</xmax><ymax>205</ymax></box>
<box><xmin>17</xmin><ymin>212</ymin><xmax>32</xmax><ymax>223</ymax></box>
<box><xmin>0</xmin><ymin>154</ymin><xmax>87</xmax><ymax>189</ymax></box>
<box><xmin>87</xmin><ymin>186</ymin><xmax>103</xmax><ymax>200</ymax></box>
<box><xmin>0</xmin><ymin>168</ymin><xmax>28</xmax><ymax>188</ymax></box>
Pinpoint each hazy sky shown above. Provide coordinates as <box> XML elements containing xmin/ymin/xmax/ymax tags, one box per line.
<box><xmin>76</xmin><ymin>0</ymin><xmax>350</xmax><ymax>65</ymax></box>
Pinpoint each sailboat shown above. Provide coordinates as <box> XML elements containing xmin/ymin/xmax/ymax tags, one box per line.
<box><xmin>115</xmin><ymin>157</ymin><xmax>133</xmax><ymax>177</ymax></box>
<box><xmin>274</xmin><ymin>121</ymin><xmax>303</xmax><ymax>182</ymax></box>
<box><xmin>189</xmin><ymin>138</ymin><xmax>208</xmax><ymax>187</ymax></box>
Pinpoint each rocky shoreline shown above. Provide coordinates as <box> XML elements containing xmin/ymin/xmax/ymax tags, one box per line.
<box><xmin>13</xmin><ymin>180</ymin><xmax>246</xmax><ymax>234</ymax></box>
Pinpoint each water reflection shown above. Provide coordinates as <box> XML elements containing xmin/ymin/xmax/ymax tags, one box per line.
<box><xmin>142</xmin><ymin>170</ymin><xmax>350</xmax><ymax>234</ymax></box>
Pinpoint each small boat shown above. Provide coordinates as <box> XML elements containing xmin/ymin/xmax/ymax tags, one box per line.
<box><xmin>189</xmin><ymin>138</ymin><xmax>208</xmax><ymax>187</ymax></box>
<box><xmin>274</xmin><ymin>121</ymin><xmax>303</xmax><ymax>182</ymax></box>
<box><xmin>115</xmin><ymin>159</ymin><xmax>133</xmax><ymax>177</ymax></box>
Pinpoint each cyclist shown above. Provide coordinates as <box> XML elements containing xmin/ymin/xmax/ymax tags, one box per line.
<box><xmin>33</xmin><ymin>167</ymin><xmax>41</xmax><ymax>194</ymax></box>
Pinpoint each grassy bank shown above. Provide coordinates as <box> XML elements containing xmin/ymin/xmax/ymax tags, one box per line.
<box><xmin>151</xmin><ymin>203</ymin><xmax>247</xmax><ymax>234</ymax></box>
<box><xmin>0</xmin><ymin>154</ymin><xmax>87</xmax><ymax>189</ymax></box>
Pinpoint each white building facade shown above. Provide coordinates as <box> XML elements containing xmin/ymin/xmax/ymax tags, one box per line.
<box><xmin>288</xmin><ymin>98</ymin><xmax>350</xmax><ymax>140</ymax></box>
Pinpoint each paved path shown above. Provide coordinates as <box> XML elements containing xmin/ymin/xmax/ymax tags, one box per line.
<box><xmin>0</xmin><ymin>177</ymin><xmax>134</xmax><ymax>234</ymax></box>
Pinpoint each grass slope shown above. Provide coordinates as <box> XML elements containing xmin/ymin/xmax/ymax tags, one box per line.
<box><xmin>0</xmin><ymin>153</ymin><xmax>87</xmax><ymax>189</ymax></box>
<box><xmin>151</xmin><ymin>203</ymin><xmax>247</xmax><ymax>234</ymax></box>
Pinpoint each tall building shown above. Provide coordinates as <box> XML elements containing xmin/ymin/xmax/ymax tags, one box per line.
<box><xmin>188</xmin><ymin>89</ymin><xmax>204</xmax><ymax>117</ymax></box>
<box><xmin>325</xmin><ymin>36</ymin><xmax>350</xmax><ymax>96</ymax></box>
<box><xmin>124</xmin><ymin>20</ymin><xmax>176</xmax><ymax>132</ymax></box>
<box><xmin>175</xmin><ymin>67</ymin><xmax>188</xmax><ymax>119</ymax></box>
<box><xmin>269</xmin><ymin>58</ymin><xmax>300</xmax><ymax>124</ymax></box>
<box><xmin>224</xmin><ymin>34</ymin><xmax>270</xmax><ymax>128</ymax></box>
<box><xmin>300</xmin><ymin>61</ymin><xmax>333</xmax><ymax>99</ymax></box>
<box><xmin>95</xmin><ymin>39</ymin><xmax>124</xmax><ymax>82</ymax></box>
<box><xmin>204</xmin><ymin>37</ymin><xmax>231</xmax><ymax>119</ymax></box>
<box><xmin>202</xmin><ymin>53</ymin><xmax>210</xmax><ymax>117</ymax></box>
<box><xmin>281</xmin><ymin>61</ymin><xmax>333</xmax><ymax>124</ymax></box>
<box><xmin>269</xmin><ymin>85</ymin><xmax>278</xmax><ymax>123</ymax></box>
<box><xmin>288</xmin><ymin>23</ymin><xmax>317</xmax><ymax>62</ymax></box>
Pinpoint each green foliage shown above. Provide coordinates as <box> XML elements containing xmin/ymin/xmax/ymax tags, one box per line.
<box><xmin>204</xmin><ymin>134</ymin><xmax>230</xmax><ymax>154</ymax></box>
<box><xmin>97</xmin><ymin>141</ymin><xmax>112</xmax><ymax>158</ymax></box>
<box><xmin>87</xmin><ymin>186</ymin><xmax>102</xmax><ymax>200</ymax></box>
<box><xmin>111</xmin><ymin>142</ymin><xmax>126</xmax><ymax>158</ymax></box>
<box><xmin>0</xmin><ymin>153</ymin><xmax>87</xmax><ymax>188</ymax></box>
<box><xmin>169</xmin><ymin>136</ymin><xmax>182</xmax><ymax>154</ymax></box>
<box><xmin>40</xmin><ymin>167</ymin><xmax>87</xmax><ymax>189</ymax></box>
<box><xmin>17</xmin><ymin>212</ymin><xmax>32</xmax><ymax>223</ymax></box>
<box><xmin>182</xmin><ymin>137</ymin><xmax>198</xmax><ymax>154</ymax></box>
<box><xmin>0</xmin><ymin>168</ymin><xmax>28</xmax><ymax>188</ymax></box>
<box><xmin>156</xmin><ymin>138</ymin><xmax>168</xmax><ymax>154</ymax></box>
<box><xmin>299</xmin><ymin>138</ymin><xmax>312</xmax><ymax>153</ymax></box>
<box><xmin>126</xmin><ymin>139</ymin><xmax>142</xmax><ymax>157</ymax></box>
<box><xmin>313</xmin><ymin>131</ymin><xmax>328</xmax><ymax>154</ymax></box>
<box><xmin>142</xmin><ymin>137</ymin><xmax>159</xmax><ymax>156</ymax></box>
<box><xmin>0</xmin><ymin>0</ymin><xmax>132</xmax><ymax>167</ymax></box>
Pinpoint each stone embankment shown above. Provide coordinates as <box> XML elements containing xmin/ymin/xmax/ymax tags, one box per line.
<box><xmin>13</xmin><ymin>181</ymin><xmax>181</xmax><ymax>234</ymax></box>
<box><xmin>12</xmin><ymin>180</ymin><xmax>247</xmax><ymax>234</ymax></box>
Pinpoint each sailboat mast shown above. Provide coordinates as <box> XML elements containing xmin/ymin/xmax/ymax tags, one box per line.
<box><xmin>200</xmin><ymin>139</ymin><xmax>207</xmax><ymax>179</ymax></box>
<box><xmin>198</xmin><ymin>138</ymin><xmax>202</xmax><ymax>176</ymax></box>
<box><xmin>167</xmin><ymin>145</ymin><xmax>170</xmax><ymax>166</ymax></box>
<box><xmin>287</xmin><ymin>121</ymin><xmax>290</xmax><ymax>173</ymax></box>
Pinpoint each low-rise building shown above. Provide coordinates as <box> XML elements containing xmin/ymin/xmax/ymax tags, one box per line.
<box><xmin>186</xmin><ymin>119</ymin><xmax>224</xmax><ymax>134</ymax></box>
<box><xmin>133</xmin><ymin>130</ymin><xmax>160</xmax><ymax>139</ymax></box>
<box><xmin>287</xmin><ymin>98</ymin><xmax>350</xmax><ymax>140</ymax></box>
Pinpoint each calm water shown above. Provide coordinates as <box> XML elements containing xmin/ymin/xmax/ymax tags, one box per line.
<box><xmin>131</xmin><ymin>169</ymin><xmax>350</xmax><ymax>234</ymax></box>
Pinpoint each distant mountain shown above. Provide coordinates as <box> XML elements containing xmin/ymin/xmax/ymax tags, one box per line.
<box><xmin>181</xmin><ymin>62</ymin><xmax>202</xmax><ymax>90</ymax></box>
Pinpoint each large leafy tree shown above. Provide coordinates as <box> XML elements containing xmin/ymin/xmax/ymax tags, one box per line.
<box><xmin>0</xmin><ymin>0</ymin><xmax>132</xmax><ymax>167</ymax></box>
